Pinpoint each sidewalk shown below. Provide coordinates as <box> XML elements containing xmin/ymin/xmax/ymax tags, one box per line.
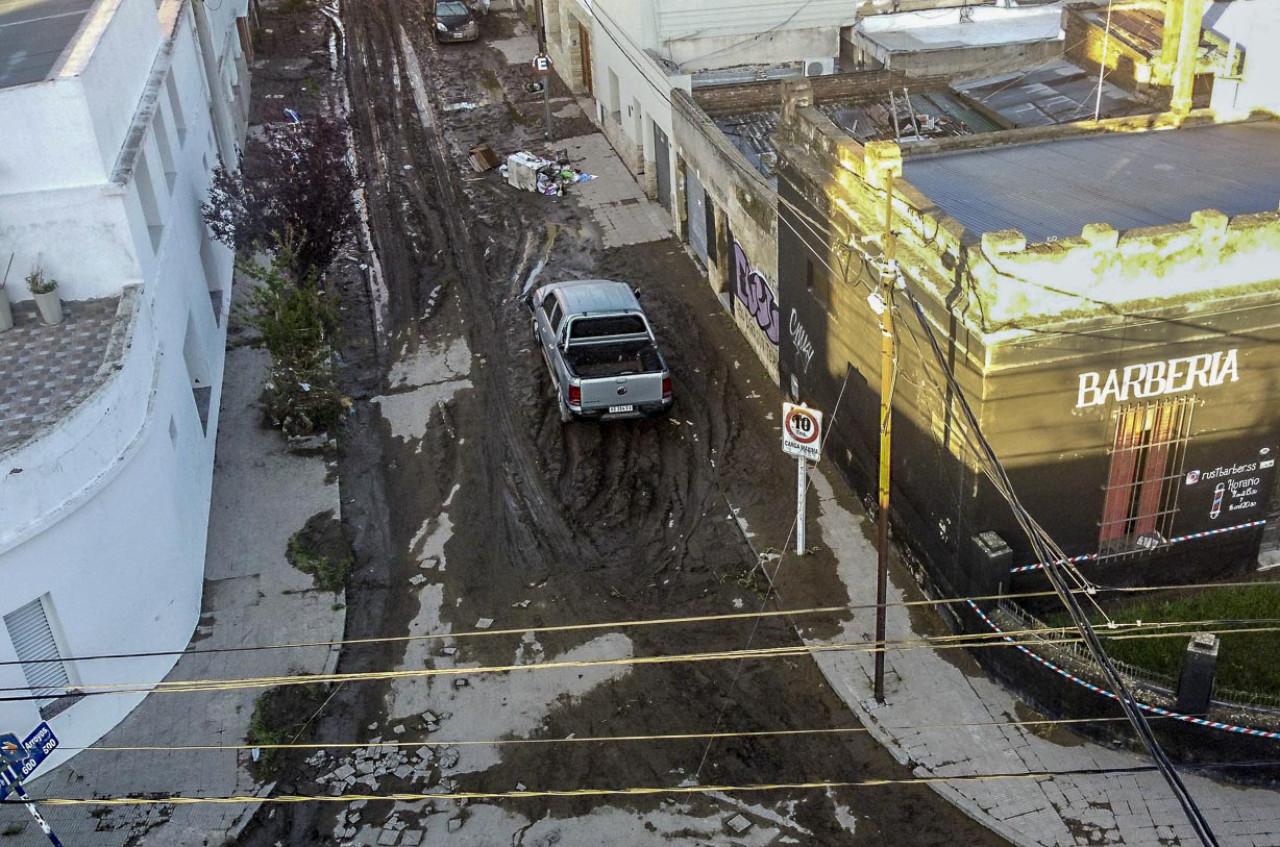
<box><xmin>806</xmin><ymin>469</ymin><xmax>1280</xmax><ymax>847</ymax></box>
<box><xmin>0</xmin><ymin>287</ymin><xmax>347</xmax><ymax>845</ymax></box>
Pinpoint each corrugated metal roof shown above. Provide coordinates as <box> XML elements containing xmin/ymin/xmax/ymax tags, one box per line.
<box><xmin>901</xmin><ymin>122</ymin><xmax>1280</xmax><ymax>242</ymax></box>
<box><xmin>0</xmin><ymin>0</ymin><xmax>98</xmax><ymax>90</ymax></box>
<box><xmin>956</xmin><ymin>61</ymin><xmax>1143</xmax><ymax>128</ymax></box>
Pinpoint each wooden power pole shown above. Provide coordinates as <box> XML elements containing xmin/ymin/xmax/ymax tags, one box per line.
<box><xmin>874</xmin><ymin>171</ymin><xmax>899</xmax><ymax>705</ymax></box>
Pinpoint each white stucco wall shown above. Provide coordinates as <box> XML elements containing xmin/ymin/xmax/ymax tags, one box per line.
<box><xmin>0</xmin><ymin>0</ymin><xmax>238</xmax><ymax>771</ymax></box>
<box><xmin>590</xmin><ymin>0</ymin><xmax>689</xmax><ymax>211</ymax></box>
<box><xmin>656</xmin><ymin>0</ymin><xmax>858</xmax><ymax>70</ymax></box>
<box><xmin>1206</xmin><ymin>0</ymin><xmax>1280</xmax><ymax>115</ymax></box>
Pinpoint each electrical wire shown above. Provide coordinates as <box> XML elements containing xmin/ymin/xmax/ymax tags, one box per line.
<box><xmin>0</xmin><ymin>766</ymin><xmax>1182</xmax><ymax>807</ymax></box>
<box><xmin>692</xmin><ymin>360</ymin><xmax>856</xmax><ymax>783</ymax></box>
<box><xmin>4</xmin><ymin>616</ymin><xmax>1277</xmax><ymax>703</ymax></box>
<box><xmin>62</xmin><ymin>714</ymin><xmax>1155</xmax><ymax>754</ymax></box>
<box><xmin>3</xmin><ymin>579</ymin><xmax>1274</xmax><ymax>673</ymax></box>
<box><xmin>900</xmin><ymin>290</ymin><xmax>1222</xmax><ymax>847</ymax></box>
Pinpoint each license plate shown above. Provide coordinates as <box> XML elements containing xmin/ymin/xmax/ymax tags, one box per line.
<box><xmin>608</xmin><ymin>405</ymin><xmax>634</xmax><ymax>414</ymax></box>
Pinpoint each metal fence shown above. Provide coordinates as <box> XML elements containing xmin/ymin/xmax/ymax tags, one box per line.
<box><xmin>992</xmin><ymin>599</ymin><xmax>1278</xmax><ymax>718</ymax></box>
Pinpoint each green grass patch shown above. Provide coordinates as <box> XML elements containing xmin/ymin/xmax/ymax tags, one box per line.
<box><xmin>286</xmin><ymin>510</ymin><xmax>355</xmax><ymax>592</ymax></box>
<box><xmin>247</xmin><ymin>682</ymin><xmax>330</xmax><ymax>780</ymax></box>
<box><xmin>1048</xmin><ymin>580</ymin><xmax>1280</xmax><ymax>696</ymax></box>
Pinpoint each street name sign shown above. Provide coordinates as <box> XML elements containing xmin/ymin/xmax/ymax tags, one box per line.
<box><xmin>0</xmin><ymin>723</ymin><xmax>59</xmax><ymax>799</ymax></box>
<box><xmin>782</xmin><ymin>403</ymin><xmax>822</xmax><ymax>462</ymax></box>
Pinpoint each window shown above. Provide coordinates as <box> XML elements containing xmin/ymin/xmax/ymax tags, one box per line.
<box><xmin>200</xmin><ymin>229</ymin><xmax>225</xmax><ymax>325</ymax></box>
<box><xmin>4</xmin><ymin>597</ymin><xmax>80</xmax><ymax>719</ymax></box>
<box><xmin>568</xmin><ymin>315</ymin><xmax>646</xmax><ymax>340</ymax></box>
<box><xmin>542</xmin><ymin>297</ymin><xmax>563</xmax><ymax>332</ymax></box>
<box><xmin>1098</xmin><ymin>397</ymin><xmax>1195</xmax><ymax>553</ymax></box>
<box><xmin>184</xmin><ymin>314</ymin><xmax>212</xmax><ymax>434</ymax></box>
<box><xmin>134</xmin><ymin>152</ymin><xmax>165</xmax><ymax>251</ymax></box>
<box><xmin>165</xmin><ymin>74</ymin><xmax>187</xmax><ymax>145</ymax></box>
<box><xmin>806</xmin><ymin>257</ymin><xmax>831</xmax><ymax>307</ymax></box>
<box><xmin>152</xmin><ymin>105</ymin><xmax>178</xmax><ymax>193</ymax></box>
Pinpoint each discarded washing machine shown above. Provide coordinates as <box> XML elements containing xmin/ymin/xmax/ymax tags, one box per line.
<box><xmin>505</xmin><ymin>151</ymin><xmax>544</xmax><ymax>192</ymax></box>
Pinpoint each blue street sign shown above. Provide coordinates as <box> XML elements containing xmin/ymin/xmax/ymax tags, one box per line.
<box><xmin>0</xmin><ymin>733</ymin><xmax>28</xmax><ymax>765</ymax></box>
<box><xmin>0</xmin><ymin>723</ymin><xmax>59</xmax><ymax>799</ymax></box>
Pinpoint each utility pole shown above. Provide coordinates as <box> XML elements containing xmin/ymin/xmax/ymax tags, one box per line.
<box><xmin>874</xmin><ymin>170</ymin><xmax>899</xmax><ymax>705</ymax></box>
<box><xmin>534</xmin><ymin>1</ymin><xmax>553</xmax><ymax>140</ymax></box>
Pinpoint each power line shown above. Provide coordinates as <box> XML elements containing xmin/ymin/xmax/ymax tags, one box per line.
<box><xmin>899</xmin><ymin>289</ymin><xmax>1223</xmax><ymax>847</ymax></box>
<box><xmin>60</xmin><ymin>714</ymin><xmax>1152</xmax><ymax>754</ymax></box>
<box><xmin>6</xmin><ymin>620</ymin><xmax>1279</xmax><ymax>703</ymax></box>
<box><xmin>15</xmin><ymin>569</ymin><xmax>1273</xmax><ymax>673</ymax></box>
<box><xmin>8</xmin><ymin>766</ymin><xmax>1169</xmax><ymax>807</ymax></box>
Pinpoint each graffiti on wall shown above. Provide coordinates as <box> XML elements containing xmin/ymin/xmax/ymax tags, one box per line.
<box><xmin>731</xmin><ymin>239</ymin><xmax>779</xmax><ymax>346</ymax></box>
<box><xmin>788</xmin><ymin>308</ymin><xmax>815</xmax><ymax>374</ymax></box>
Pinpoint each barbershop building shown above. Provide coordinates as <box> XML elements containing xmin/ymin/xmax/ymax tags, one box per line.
<box><xmin>774</xmin><ymin>92</ymin><xmax>1280</xmax><ymax>598</ymax></box>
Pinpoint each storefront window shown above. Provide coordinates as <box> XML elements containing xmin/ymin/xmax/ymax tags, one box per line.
<box><xmin>1098</xmin><ymin>396</ymin><xmax>1196</xmax><ymax>554</ymax></box>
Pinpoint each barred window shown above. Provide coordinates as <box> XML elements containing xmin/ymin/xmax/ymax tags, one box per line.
<box><xmin>1098</xmin><ymin>397</ymin><xmax>1195</xmax><ymax>554</ymax></box>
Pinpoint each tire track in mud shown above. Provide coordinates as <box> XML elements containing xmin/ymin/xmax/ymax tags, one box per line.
<box><xmin>390</xmin><ymin>15</ymin><xmax>601</xmax><ymax>576</ymax></box>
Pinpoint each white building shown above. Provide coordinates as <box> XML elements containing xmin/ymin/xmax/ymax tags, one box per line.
<box><xmin>1205</xmin><ymin>0</ymin><xmax>1280</xmax><ymax>116</ymax></box>
<box><xmin>539</xmin><ymin>0</ymin><xmax>863</xmax><ymax>213</ymax></box>
<box><xmin>0</xmin><ymin>0</ymin><xmax>249</xmax><ymax>771</ymax></box>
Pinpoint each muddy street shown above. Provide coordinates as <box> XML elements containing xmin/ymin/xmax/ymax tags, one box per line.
<box><xmin>240</xmin><ymin>3</ymin><xmax>1009</xmax><ymax>845</ymax></box>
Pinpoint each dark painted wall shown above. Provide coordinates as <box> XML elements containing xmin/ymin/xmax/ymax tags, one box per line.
<box><xmin>776</xmin><ymin>159</ymin><xmax>1280</xmax><ymax>602</ymax></box>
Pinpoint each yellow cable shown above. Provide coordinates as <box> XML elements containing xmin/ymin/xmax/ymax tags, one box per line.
<box><xmin>32</xmin><ymin>622</ymin><xmax>1278</xmax><ymax>700</ymax></box>
<box><xmin>73</xmin><ymin>715</ymin><xmax>1138</xmax><ymax>753</ymax></box>
<box><xmin>26</xmin><ymin>769</ymin><xmax>1152</xmax><ymax>807</ymax></box>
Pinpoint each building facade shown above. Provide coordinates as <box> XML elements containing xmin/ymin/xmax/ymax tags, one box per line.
<box><xmin>0</xmin><ymin>0</ymin><xmax>249</xmax><ymax>770</ymax></box>
<box><xmin>774</xmin><ymin>81</ymin><xmax>1280</xmax><ymax>601</ymax></box>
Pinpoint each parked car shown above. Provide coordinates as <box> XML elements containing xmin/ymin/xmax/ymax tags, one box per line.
<box><xmin>433</xmin><ymin>0</ymin><xmax>479</xmax><ymax>42</ymax></box>
<box><xmin>529</xmin><ymin>280</ymin><xmax>674</xmax><ymax>422</ymax></box>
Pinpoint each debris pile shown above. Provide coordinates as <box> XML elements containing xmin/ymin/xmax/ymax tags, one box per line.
<box><xmin>499</xmin><ymin>151</ymin><xmax>596</xmax><ymax>196</ymax></box>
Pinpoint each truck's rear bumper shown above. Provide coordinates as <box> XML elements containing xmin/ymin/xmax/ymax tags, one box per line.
<box><xmin>572</xmin><ymin>399</ymin><xmax>673</xmax><ymax>421</ymax></box>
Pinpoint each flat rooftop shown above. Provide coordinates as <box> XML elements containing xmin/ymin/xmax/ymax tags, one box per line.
<box><xmin>955</xmin><ymin>60</ymin><xmax>1145</xmax><ymax>128</ymax></box>
<box><xmin>902</xmin><ymin>121</ymin><xmax>1280</xmax><ymax>242</ymax></box>
<box><xmin>854</xmin><ymin>3</ymin><xmax>1064</xmax><ymax>52</ymax></box>
<box><xmin>0</xmin><ymin>0</ymin><xmax>98</xmax><ymax>90</ymax></box>
<box><xmin>716</xmin><ymin>86</ymin><xmax>1004</xmax><ymax>183</ymax></box>
<box><xmin>0</xmin><ymin>295</ymin><xmax>124</xmax><ymax>453</ymax></box>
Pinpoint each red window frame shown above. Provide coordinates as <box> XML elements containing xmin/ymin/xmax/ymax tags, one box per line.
<box><xmin>1098</xmin><ymin>397</ymin><xmax>1194</xmax><ymax>553</ymax></box>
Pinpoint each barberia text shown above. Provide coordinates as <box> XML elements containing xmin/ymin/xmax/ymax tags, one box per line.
<box><xmin>1076</xmin><ymin>349</ymin><xmax>1238</xmax><ymax>409</ymax></box>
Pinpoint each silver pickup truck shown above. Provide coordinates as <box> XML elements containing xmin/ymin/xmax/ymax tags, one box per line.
<box><xmin>529</xmin><ymin>279</ymin><xmax>673</xmax><ymax>422</ymax></box>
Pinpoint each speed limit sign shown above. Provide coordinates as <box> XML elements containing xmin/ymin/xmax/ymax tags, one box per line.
<box><xmin>782</xmin><ymin>402</ymin><xmax>822</xmax><ymax>462</ymax></box>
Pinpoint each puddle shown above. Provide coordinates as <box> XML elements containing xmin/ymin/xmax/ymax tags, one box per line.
<box><xmin>374</xmin><ymin>336</ymin><xmax>473</xmax><ymax>441</ymax></box>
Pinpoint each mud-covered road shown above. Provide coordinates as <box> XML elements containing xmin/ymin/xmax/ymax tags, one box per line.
<box><xmin>239</xmin><ymin>2</ymin><xmax>1010</xmax><ymax>845</ymax></box>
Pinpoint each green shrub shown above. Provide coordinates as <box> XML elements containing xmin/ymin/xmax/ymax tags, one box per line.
<box><xmin>247</xmin><ymin>681</ymin><xmax>330</xmax><ymax>780</ymax></box>
<box><xmin>287</xmin><ymin>510</ymin><xmax>355</xmax><ymax>592</ymax></box>
<box><xmin>239</xmin><ymin>248</ymin><xmax>350</xmax><ymax>438</ymax></box>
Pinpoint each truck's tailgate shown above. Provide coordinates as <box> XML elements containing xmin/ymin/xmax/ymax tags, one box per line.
<box><xmin>579</xmin><ymin>372</ymin><xmax>665</xmax><ymax>412</ymax></box>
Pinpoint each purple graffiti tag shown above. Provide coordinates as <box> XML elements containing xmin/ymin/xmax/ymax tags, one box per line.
<box><xmin>731</xmin><ymin>241</ymin><xmax>780</xmax><ymax>346</ymax></box>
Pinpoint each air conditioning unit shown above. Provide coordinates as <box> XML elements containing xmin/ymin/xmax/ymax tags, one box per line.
<box><xmin>803</xmin><ymin>57</ymin><xmax>836</xmax><ymax>77</ymax></box>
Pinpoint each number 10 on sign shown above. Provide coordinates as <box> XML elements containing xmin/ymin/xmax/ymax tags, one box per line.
<box><xmin>782</xmin><ymin>403</ymin><xmax>822</xmax><ymax>555</ymax></box>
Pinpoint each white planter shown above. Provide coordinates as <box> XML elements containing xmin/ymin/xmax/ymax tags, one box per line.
<box><xmin>0</xmin><ymin>289</ymin><xmax>12</xmax><ymax>332</ymax></box>
<box><xmin>34</xmin><ymin>290</ymin><xmax>63</xmax><ymax>326</ymax></box>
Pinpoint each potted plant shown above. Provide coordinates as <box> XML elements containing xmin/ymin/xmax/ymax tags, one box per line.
<box><xmin>26</xmin><ymin>266</ymin><xmax>62</xmax><ymax>326</ymax></box>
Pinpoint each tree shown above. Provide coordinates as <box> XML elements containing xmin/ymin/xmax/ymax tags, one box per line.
<box><xmin>204</xmin><ymin>116</ymin><xmax>356</xmax><ymax>277</ymax></box>
<box><xmin>239</xmin><ymin>246</ymin><xmax>350</xmax><ymax>438</ymax></box>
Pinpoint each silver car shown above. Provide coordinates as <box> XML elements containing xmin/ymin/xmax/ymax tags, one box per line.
<box><xmin>529</xmin><ymin>280</ymin><xmax>673</xmax><ymax>422</ymax></box>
